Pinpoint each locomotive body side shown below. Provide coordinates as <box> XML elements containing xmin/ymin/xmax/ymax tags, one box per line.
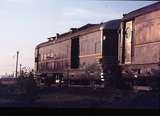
<box><xmin>35</xmin><ymin>37</ymin><xmax>72</xmax><ymax>86</ymax></box>
<box><xmin>70</xmin><ymin>29</ymin><xmax>103</xmax><ymax>85</ymax></box>
<box><xmin>35</xmin><ymin>24</ymin><xmax>104</xmax><ymax>86</ymax></box>
<box><xmin>35</xmin><ymin>20</ymin><xmax>121</xmax><ymax>87</ymax></box>
<box><xmin>119</xmin><ymin>2</ymin><xmax>160</xmax><ymax>89</ymax></box>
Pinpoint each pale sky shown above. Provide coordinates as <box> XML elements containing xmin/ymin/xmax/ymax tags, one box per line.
<box><xmin>0</xmin><ymin>0</ymin><xmax>156</xmax><ymax>75</ymax></box>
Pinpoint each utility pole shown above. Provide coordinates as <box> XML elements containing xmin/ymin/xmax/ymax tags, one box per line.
<box><xmin>15</xmin><ymin>51</ymin><xmax>19</xmax><ymax>78</ymax></box>
<box><xmin>20</xmin><ymin>64</ymin><xmax>22</xmax><ymax>76</ymax></box>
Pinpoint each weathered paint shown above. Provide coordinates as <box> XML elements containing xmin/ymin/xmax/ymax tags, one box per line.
<box><xmin>133</xmin><ymin>10</ymin><xmax>160</xmax><ymax>64</ymax></box>
<box><xmin>124</xmin><ymin>21</ymin><xmax>133</xmax><ymax>64</ymax></box>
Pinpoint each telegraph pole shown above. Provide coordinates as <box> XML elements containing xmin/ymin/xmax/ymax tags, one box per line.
<box><xmin>20</xmin><ymin>64</ymin><xmax>22</xmax><ymax>76</ymax></box>
<box><xmin>15</xmin><ymin>51</ymin><xmax>19</xmax><ymax>78</ymax></box>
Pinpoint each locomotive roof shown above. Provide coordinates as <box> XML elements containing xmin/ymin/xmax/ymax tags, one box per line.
<box><xmin>36</xmin><ymin>23</ymin><xmax>101</xmax><ymax>48</ymax></box>
<box><xmin>101</xmin><ymin>19</ymin><xmax>121</xmax><ymax>30</ymax></box>
<box><xmin>123</xmin><ymin>2</ymin><xmax>160</xmax><ymax>21</ymax></box>
<box><xmin>56</xmin><ymin>24</ymin><xmax>99</xmax><ymax>38</ymax></box>
<box><xmin>36</xmin><ymin>20</ymin><xmax>120</xmax><ymax>49</ymax></box>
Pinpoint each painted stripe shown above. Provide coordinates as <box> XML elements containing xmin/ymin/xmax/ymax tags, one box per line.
<box><xmin>40</xmin><ymin>53</ymin><xmax>102</xmax><ymax>62</ymax></box>
<box><xmin>40</xmin><ymin>58</ymin><xmax>70</xmax><ymax>62</ymax></box>
<box><xmin>135</xmin><ymin>40</ymin><xmax>160</xmax><ymax>47</ymax></box>
<box><xmin>79</xmin><ymin>53</ymin><xmax>102</xmax><ymax>58</ymax></box>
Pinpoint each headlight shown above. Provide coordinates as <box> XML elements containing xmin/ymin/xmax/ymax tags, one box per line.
<box><xmin>56</xmin><ymin>80</ymin><xmax>60</xmax><ymax>83</ymax></box>
<box><xmin>134</xmin><ymin>75</ymin><xmax>138</xmax><ymax>78</ymax></box>
<box><xmin>101</xmin><ymin>75</ymin><xmax>104</xmax><ymax>79</ymax></box>
<box><xmin>101</xmin><ymin>79</ymin><xmax>104</xmax><ymax>81</ymax></box>
<box><xmin>101</xmin><ymin>72</ymin><xmax>104</xmax><ymax>79</ymax></box>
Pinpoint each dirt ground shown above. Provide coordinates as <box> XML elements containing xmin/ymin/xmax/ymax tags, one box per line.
<box><xmin>0</xmin><ymin>86</ymin><xmax>159</xmax><ymax>109</ymax></box>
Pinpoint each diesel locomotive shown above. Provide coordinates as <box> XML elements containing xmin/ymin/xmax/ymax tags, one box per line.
<box><xmin>119</xmin><ymin>2</ymin><xmax>160</xmax><ymax>89</ymax></box>
<box><xmin>35</xmin><ymin>2</ymin><xmax>160</xmax><ymax>89</ymax></box>
<box><xmin>35</xmin><ymin>20</ymin><xmax>121</xmax><ymax>87</ymax></box>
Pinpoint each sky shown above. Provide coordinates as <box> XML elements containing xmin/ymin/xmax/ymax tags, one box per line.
<box><xmin>0</xmin><ymin>0</ymin><xmax>157</xmax><ymax>75</ymax></box>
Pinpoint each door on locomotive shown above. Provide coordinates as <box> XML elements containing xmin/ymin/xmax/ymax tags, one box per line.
<box><xmin>123</xmin><ymin>21</ymin><xmax>133</xmax><ymax>64</ymax></box>
<box><xmin>71</xmin><ymin>37</ymin><xmax>80</xmax><ymax>69</ymax></box>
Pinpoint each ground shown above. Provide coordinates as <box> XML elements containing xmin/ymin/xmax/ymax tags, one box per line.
<box><xmin>0</xmin><ymin>85</ymin><xmax>159</xmax><ymax>109</ymax></box>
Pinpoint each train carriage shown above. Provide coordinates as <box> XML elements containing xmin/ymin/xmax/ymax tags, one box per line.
<box><xmin>119</xmin><ymin>2</ymin><xmax>160</xmax><ymax>89</ymax></box>
<box><xmin>35</xmin><ymin>20</ymin><xmax>121</xmax><ymax>87</ymax></box>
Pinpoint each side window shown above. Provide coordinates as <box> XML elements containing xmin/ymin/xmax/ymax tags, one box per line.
<box><xmin>95</xmin><ymin>41</ymin><xmax>101</xmax><ymax>54</ymax></box>
<box><xmin>41</xmin><ymin>54</ymin><xmax>44</xmax><ymax>61</ymax></box>
<box><xmin>38</xmin><ymin>54</ymin><xmax>41</xmax><ymax>62</ymax></box>
<box><xmin>67</xmin><ymin>45</ymin><xmax>69</xmax><ymax>57</ymax></box>
<box><xmin>80</xmin><ymin>41</ymin><xmax>85</xmax><ymax>56</ymax></box>
<box><xmin>82</xmin><ymin>41</ymin><xmax>85</xmax><ymax>55</ymax></box>
<box><xmin>44</xmin><ymin>54</ymin><xmax>46</xmax><ymax>60</ymax></box>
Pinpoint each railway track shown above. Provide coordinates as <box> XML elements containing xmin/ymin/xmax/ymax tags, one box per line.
<box><xmin>0</xmin><ymin>79</ymin><xmax>159</xmax><ymax>109</ymax></box>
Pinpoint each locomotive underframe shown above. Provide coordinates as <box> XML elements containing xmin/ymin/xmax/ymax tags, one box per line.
<box><xmin>35</xmin><ymin>68</ymin><xmax>104</xmax><ymax>87</ymax></box>
<box><xmin>120</xmin><ymin>63</ymin><xmax>160</xmax><ymax>90</ymax></box>
<box><xmin>120</xmin><ymin>8</ymin><xmax>160</xmax><ymax>90</ymax></box>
